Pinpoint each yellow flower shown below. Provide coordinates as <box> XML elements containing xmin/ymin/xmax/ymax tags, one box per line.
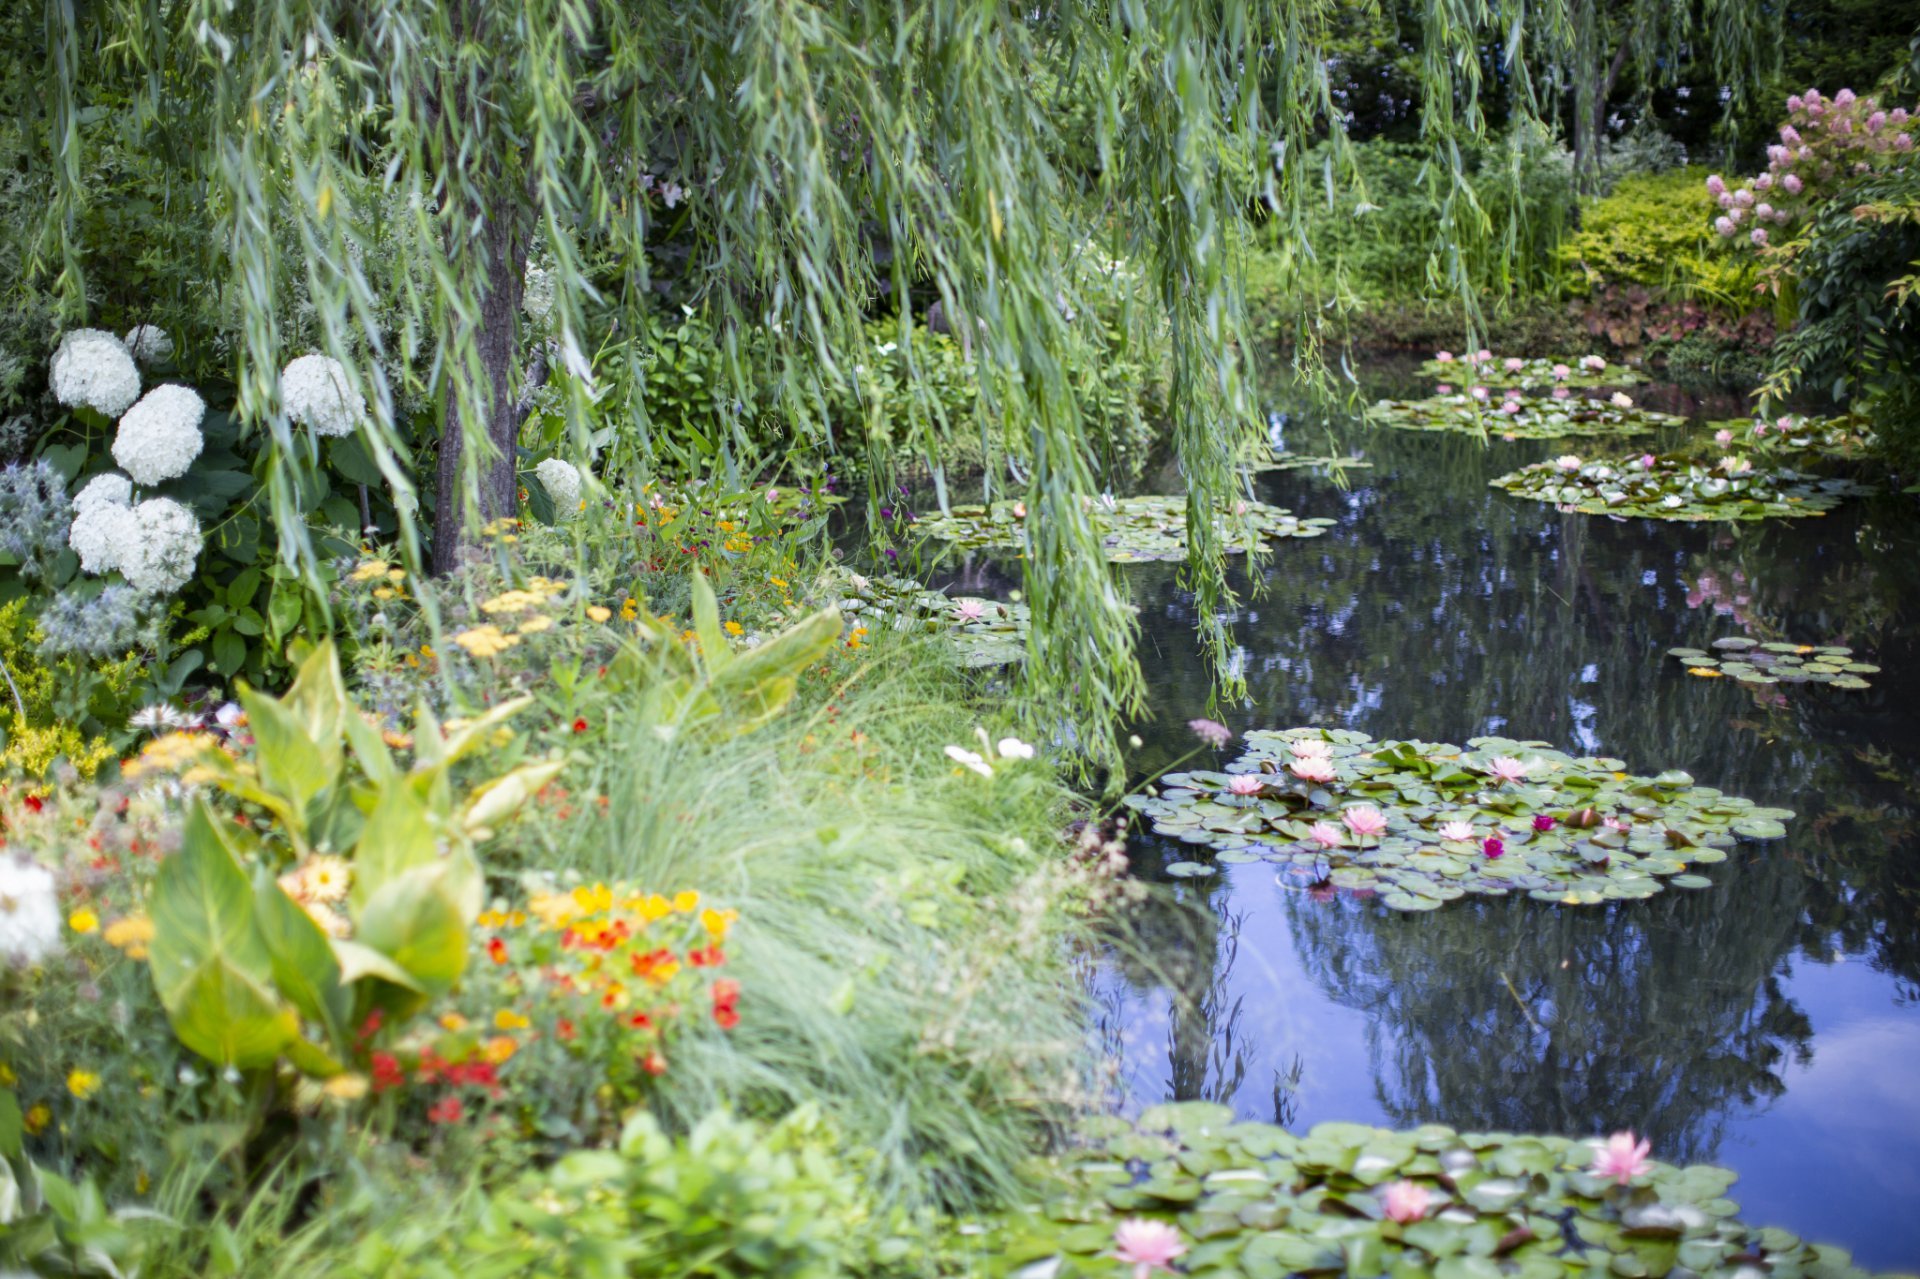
<box><xmin>724</xmin><ymin>621</ymin><xmax>743</xmax><ymax>636</ymax></box>
<box><xmin>673</xmin><ymin>890</ymin><xmax>700</xmax><ymax>913</ymax></box>
<box><xmin>1687</xmin><ymin>667</ymin><xmax>1724</xmax><ymax>678</ymax></box>
<box><xmin>640</xmin><ymin>894</ymin><xmax>673</xmax><ymax>922</ymax></box>
<box><xmin>439</xmin><ymin>1012</ymin><xmax>470</xmax><ymax>1032</ymax></box>
<box><xmin>103</xmin><ymin>914</ymin><xmax>155</xmax><ymax>959</ymax></box>
<box><xmin>587</xmin><ymin>605</ymin><xmax>612</xmax><ymax>623</ymax></box>
<box><xmin>517</xmin><ymin>615</ymin><xmax>554</xmax><ymax>635</ymax></box>
<box><xmin>494</xmin><ymin>1009</ymin><xmax>531</xmax><ymax>1031</ymax></box>
<box><xmin>700</xmin><ymin>907</ymin><xmax>737</xmax><ymax>940</ymax></box>
<box><xmin>324</xmin><ymin>1073</ymin><xmax>370</xmax><ymax>1101</ymax></box>
<box><xmin>68</xmin><ymin>1069</ymin><xmax>101</xmax><ymax>1099</ymax></box>
<box><xmin>480</xmin><ymin>590</ymin><xmax>546</xmax><ymax>616</ymax></box>
<box><xmin>349</xmin><ymin>560</ymin><xmax>391</xmax><ymax>583</ymax></box>
<box><xmin>453</xmin><ymin>625</ymin><xmax>519</xmax><ymax>658</ymax></box>
<box><xmin>484</xmin><ymin>1036</ymin><xmax>519</xmax><ymax>1065</ymax></box>
<box><xmin>0</xmin><ymin>1063</ymin><xmax>14</xmax><ymax>1086</ymax></box>
<box><xmin>68</xmin><ymin>907</ymin><xmax>100</xmax><ymax>935</ymax></box>
<box><xmin>24</xmin><ymin>1104</ymin><xmax>51</xmax><ymax>1134</ymax></box>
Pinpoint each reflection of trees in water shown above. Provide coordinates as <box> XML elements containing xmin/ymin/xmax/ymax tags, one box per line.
<box><xmin>1281</xmin><ymin>861</ymin><xmax>1814</xmax><ymax>1166</ymax></box>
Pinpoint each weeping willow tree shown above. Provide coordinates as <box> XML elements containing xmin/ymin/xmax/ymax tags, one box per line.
<box><xmin>19</xmin><ymin>0</ymin><xmax>1772</xmax><ymax>765</ymax></box>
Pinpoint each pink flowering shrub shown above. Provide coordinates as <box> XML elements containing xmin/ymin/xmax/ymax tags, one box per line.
<box><xmin>1710</xmin><ymin>88</ymin><xmax>1918</xmax><ymax>245</ymax></box>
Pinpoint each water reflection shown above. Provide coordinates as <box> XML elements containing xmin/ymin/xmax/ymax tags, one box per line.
<box><xmin>1078</xmin><ymin>361</ymin><xmax>1920</xmax><ymax>1266</ymax></box>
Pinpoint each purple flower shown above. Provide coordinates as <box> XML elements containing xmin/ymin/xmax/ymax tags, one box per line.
<box><xmin>1783</xmin><ymin>173</ymin><xmax>1804</xmax><ymax>194</ymax></box>
<box><xmin>1705</xmin><ymin>174</ymin><xmax>1726</xmax><ymax>196</ymax></box>
<box><xmin>1532</xmin><ymin>814</ymin><xmax>1556</xmax><ymax>833</ymax></box>
<box><xmin>1187</xmin><ymin>718</ymin><xmax>1233</xmax><ymax>749</ymax></box>
<box><xmin>1482</xmin><ymin>836</ymin><xmax>1505</xmax><ymax>860</ymax></box>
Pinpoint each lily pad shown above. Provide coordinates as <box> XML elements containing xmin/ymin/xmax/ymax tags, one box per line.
<box><xmin>918</xmin><ymin>495</ymin><xmax>1333</xmax><ymax>562</ymax></box>
<box><xmin>1005</xmin><ymin>1117</ymin><xmax>1880</xmax><ymax>1279</ymax></box>
<box><xmin>1417</xmin><ymin>354</ymin><xmax>1648</xmax><ymax>389</ymax></box>
<box><xmin>1242</xmin><ymin>449</ymin><xmax>1373</xmax><ymax>475</ymax></box>
<box><xmin>1703</xmin><ymin>411</ymin><xmax>1880</xmax><ymax>461</ymax></box>
<box><xmin>1372</xmin><ymin>392</ymin><xmax>1680</xmax><ymax>441</ymax></box>
<box><xmin>829</xmin><ymin>568</ymin><xmax>1031</xmax><ymax>668</ymax></box>
<box><xmin>1124</xmin><ymin>730</ymin><xmax>1792</xmax><ymax>911</ymax></box>
<box><xmin>1669</xmin><ymin>638</ymin><xmax>1874</xmax><ymax>690</ymax></box>
<box><xmin>1491</xmin><ymin>453</ymin><xmax>1876</xmax><ymax>522</ymax></box>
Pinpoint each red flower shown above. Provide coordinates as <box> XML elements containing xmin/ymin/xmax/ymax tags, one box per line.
<box><xmin>630</xmin><ymin>947</ymin><xmax>674</xmax><ymax>979</ymax></box>
<box><xmin>356</xmin><ymin>1009</ymin><xmax>384</xmax><ymax>1043</ymax></box>
<box><xmin>627</xmin><ymin>1011</ymin><xmax>654</xmax><ymax>1031</ymax></box>
<box><xmin>427</xmin><ymin>1096</ymin><xmax>465</xmax><ymax>1124</ymax></box>
<box><xmin>370</xmin><ymin>1052</ymin><xmax>405</xmax><ymax>1093</ymax></box>
<box><xmin>23</xmin><ymin>794</ymin><xmax>42</xmax><ymax>813</ymax></box>
<box><xmin>556</xmin><ymin>1018</ymin><xmax>577</xmax><ymax>1042</ymax></box>
<box><xmin>572</xmin><ymin>717</ymin><xmax>589</xmax><ymax>733</ymax></box>
<box><xmin>641</xmin><ymin>1051</ymin><xmax>668</xmax><ymax>1076</ymax></box>
<box><xmin>712</xmin><ymin>978</ymin><xmax>741</xmax><ymax>1030</ymax></box>
<box><xmin>688</xmin><ymin>945</ymin><xmax>725</xmax><ymax>968</ymax></box>
<box><xmin>488</xmin><ymin>937</ymin><xmax>508</xmax><ymax>965</ymax></box>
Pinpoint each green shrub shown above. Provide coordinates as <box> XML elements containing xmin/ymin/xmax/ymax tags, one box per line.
<box><xmin>1556</xmin><ymin>168</ymin><xmax>1759</xmax><ymax>308</ymax></box>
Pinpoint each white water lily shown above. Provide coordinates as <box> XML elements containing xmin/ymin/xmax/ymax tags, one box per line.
<box><xmin>1609</xmin><ymin>392</ymin><xmax>1634</xmax><ymax>409</ymax></box>
<box><xmin>1553</xmin><ymin>455</ymin><xmax>1583</xmax><ymax>471</ymax></box>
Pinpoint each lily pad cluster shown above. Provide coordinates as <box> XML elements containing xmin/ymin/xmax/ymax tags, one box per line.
<box><xmin>999</xmin><ymin>1104</ymin><xmax>1882</xmax><ymax>1279</ymax></box>
<box><xmin>1670</xmin><ymin>637</ymin><xmax>1877</xmax><ymax>690</ymax></box>
<box><xmin>1491</xmin><ymin>453</ymin><xmax>1876</xmax><ymax>521</ymax></box>
<box><xmin>1371</xmin><ymin>394</ymin><xmax>1682</xmax><ymax>441</ymax></box>
<box><xmin>1242</xmin><ymin>450</ymin><xmax>1373</xmax><ymax>475</ymax></box>
<box><xmin>1704</xmin><ymin>413</ymin><xmax>1880</xmax><ymax>461</ymax></box>
<box><xmin>1123</xmin><ymin>729</ymin><xmax>1792</xmax><ymax>909</ymax></box>
<box><xmin>1418</xmin><ymin>355</ymin><xmax>1648</xmax><ymax>388</ymax></box>
<box><xmin>918</xmin><ymin>495</ymin><xmax>1334</xmax><ymax>563</ymax></box>
<box><xmin>828</xmin><ymin>570</ymin><xmax>1030</xmax><ymax>668</ymax></box>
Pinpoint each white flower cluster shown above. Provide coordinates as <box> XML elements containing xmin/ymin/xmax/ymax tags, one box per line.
<box><xmin>123</xmin><ymin>324</ymin><xmax>175</xmax><ymax>364</ymax></box>
<box><xmin>523</xmin><ymin>263</ymin><xmax>556</xmax><ymax>322</ymax></box>
<box><xmin>534</xmin><ymin>458</ymin><xmax>582</xmax><ymax>516</ymax></box>
<box><xmin>0</xmin><ymin>858</ymin><xmax>61</xmax><ymax>967</ymax></box>
<box><xmin>66</xmin><ymin>475</ymin><xmax>203</xmax><ymax>595</ymax></box>
<box><xmin>51</xmin><ymin>328</ymin><xmax>142</xmax><ymax>417</ymax></box>
<box><xmin>112</xmin><ymin>384</ymin><xmax>206</xmax><ymax>485</ymax></box>
<box><xmin>281</xmin><ymin>354</ymin><xmax>366</xmax><ymax>437</ymax></box>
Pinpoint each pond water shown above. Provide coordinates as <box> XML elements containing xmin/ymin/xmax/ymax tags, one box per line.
<box><xmin>916</xmin><ymin>354</ymin><xmax>1920</xmax><ymax>1267</ymax></box>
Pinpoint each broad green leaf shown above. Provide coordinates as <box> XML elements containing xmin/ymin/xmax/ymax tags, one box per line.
<box><xmin>252</xmin><ymin>870</ymin><xmax>350</xmax><ymax>1053</ymax></box>
<box><xmin>349</xmin><ymin>778</ymin><xmax>441</xmax><ymax>910</ymax></box>
<box><xmin>354</xmin><ymin>863</ymin><xmax>472</xmax><ymax>996</ymax></box>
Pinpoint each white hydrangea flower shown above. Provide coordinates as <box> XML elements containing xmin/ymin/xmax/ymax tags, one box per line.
<box><xmin>51</xmin><ymin>328</ymin><xmax>142</xmax><ymax>417</ymax></box>
<box><xmin>0</xmin><ymin>859</ymin><xmax>62</xmax><ymax>967</ymax></box>
<box><xmin>123</xmin><ymin>324</ymin><xmax>175</xmax><ymax>364</ymax></box>
<box><xmin>111</xmin><ymin>384</ymin><xmax>206</xmax><ymax>485</ymax></box>
<box><xmin>523</xmin><ymin>263</ymin><xmax>556</xmax><ymax>322</ymax></box>
<box><xmin>280</xmin><ymin>354</ymin><xmax>366</xmax><ymax>437</ymax></box>
<box><xmin>68</xmin><ymin>499</ymin><xmax>140</xmax><ymax>574</ymax></box>
<box><xmin>119</xmin><ymin>498</ymin><xmax>204</xmax><ymax>595</ymax></box>
<box><xmin>72</xmin><ymin>472</ymin><xmax>134</xmax><ymax>519</ymax></box>
<box><xmin>534</xmin><ymin>457</ymin><xmax>582</xmax><ymax>516</ymax></box>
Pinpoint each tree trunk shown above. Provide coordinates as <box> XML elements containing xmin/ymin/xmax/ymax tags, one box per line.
<box><xmin>431</xmin><ymin>199</ymin><xmax>527</xmax><ymax>575</ymax></box>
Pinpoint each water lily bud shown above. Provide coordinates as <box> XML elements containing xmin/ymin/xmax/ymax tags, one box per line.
<box><xmin>1570</xmin><ymin>807</ymin><xmax>1602</xmax><ymax>829</ymax></box>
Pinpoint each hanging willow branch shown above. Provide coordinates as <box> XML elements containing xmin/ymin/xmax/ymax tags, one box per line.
<box><xmin>20</xmin><ymin>0</ymin><xmax>1774</xmax><ymax>773</ymax></box>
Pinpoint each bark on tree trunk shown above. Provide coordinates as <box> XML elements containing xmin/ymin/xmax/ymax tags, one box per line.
<box><xmin>431</xmin><ymin>209</ymin><xmax>527</xmax><ymax>575</ymax></box>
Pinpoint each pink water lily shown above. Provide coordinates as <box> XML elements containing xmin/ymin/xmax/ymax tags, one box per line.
<box><xmin>1503</xmin><ymin>357</ymin><xmax>1524</xmax><ymax>372</ymax></box>
<box><xmin>1532</xmin><ymin>814</ymin><xmax>1557</xmax><ymax>832</ymax></box>
<box><xmin>1380</xmin><ymin>1180</ymin><xmax>1433</xmax><ymax>1224</ymax></box>
<box><xmin>1470</xmin><ymin>385</ymin><xmax>1490</xmax><ymax>401</ymax></box>
<box><xmin>1112</xmin><ymin>1219</ymin><xmax>1187</xmax><ymax>1279</ymax></box>
<box><xmin>1435</xmin><ymin>350</ymin><xmax>1455</xmax><ymax>363</ymax></box>
<box><xmin>1554</xmin><ymin>455</ymin><xmax>1583</xmax><ymax>471</ymax></box>
<box><xmin>1225</xmin><ymin>774</ymin><xmax>1264</xmax><ymax>797</ymax></box>
<box><xmin>1290</xmin><ymin>737</ymin><xmax>1333</xmax><ymax>757</ymax></box>
<box><xmin>1343</xmin><ymin>805</ymin><xmax>1388</xmax><ymax>838</ymax></box>
<box><xmin>1590</xmin><ymin>1131</ymin><xmax>1654</xmax><ymax>1185</ymax></box>
<box><xmin>1308</xmin><ymin>820</ymin><xmax>1346</xmax><ymax>850</ymax></box>
<box><xmin>953</xmin><ymin>599</ymin><xmax>985</xmax><ymax>622</ymax></box>
<box><xmin>1604</xmin><ymin>816</ymin><xmax>1631</xmax><ymax>832</ymax></box>
<box><xmin>1581</xmin><ymin>355</ymin><xmax>1607</xmax><ymax>371</ymax></box>
<box><xmin>1438</xmin><ymin>820</ymin><xmax>1476</xmax><ymax>841</ymax></box>
<box><xmin>1610</xmin><ymin>392</ymin><xmax>1634</xmax><ymax>409</ymax></box>
<box><xmin>1714</xmin><ymin>429</ymin><xmax>1733</xmax><ymax>444</ymax></box>
<box><xmin>1485</xmin><ymin>756</ymin><xmax>1532</xmax><ymax>783</ymax></box>
<box><xmin>1482</xmin><ymin>835</ymin><xmax>1505</xmax><ymax>859</ymax></box>
<box><xmin>1551</xmin><ymin>363</ymin><xmax>1571</xmax><ymax>380</ymax></box>
<box><xmin>1290</xmin><ymin>757</ymin><xmax>1337</xmax><ymax>784</ymax></box>
<box><xmin>1499</xmin><ymin>400</ymin><xmax>1521</xmax><ymax>415</ymax></box>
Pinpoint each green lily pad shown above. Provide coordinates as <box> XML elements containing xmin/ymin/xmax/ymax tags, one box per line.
<box><xmin>1492</xmin><ymin>453</ymin><xmax>1876</xmax><ymax>522</ymax></box>
<box><xmin>1669</xmin><ymin>637</ymin><xmax>1874</xmax><ymax>691</ymax></box>
<box><xmin>918</xmin><ymin>494</ymin><xmax>1327</xmax><ymax>562</ymax></box>
<box><xmin>1125</xmin><ymin>730</ymin><xmax>1793</xmax><ymax>911</ymax></box>
<box><xmin>1373</xmin><ymin>391</ymin><xmax>1679</xmax><ymax>441</ymax></box>
<box><xmin>830</xmin><ymin>568</ymin><xmax>1032</xmax><ymax>668</ymax></box>
<box><xmin>1242</xmin><ymin>449</ymin><xmax>1373</xmax><ymax>475</ymax></box>
<box><xmin>1416</xmin><ymin>354</ymin><xmax>1648</xmax><ymax>388</ymax></box>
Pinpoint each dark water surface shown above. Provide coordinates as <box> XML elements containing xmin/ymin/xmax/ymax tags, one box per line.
<box><xmin>926</xmin><ymin>356</ymin><xmax>1920</xmax><ymax>1267</ymax></box>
